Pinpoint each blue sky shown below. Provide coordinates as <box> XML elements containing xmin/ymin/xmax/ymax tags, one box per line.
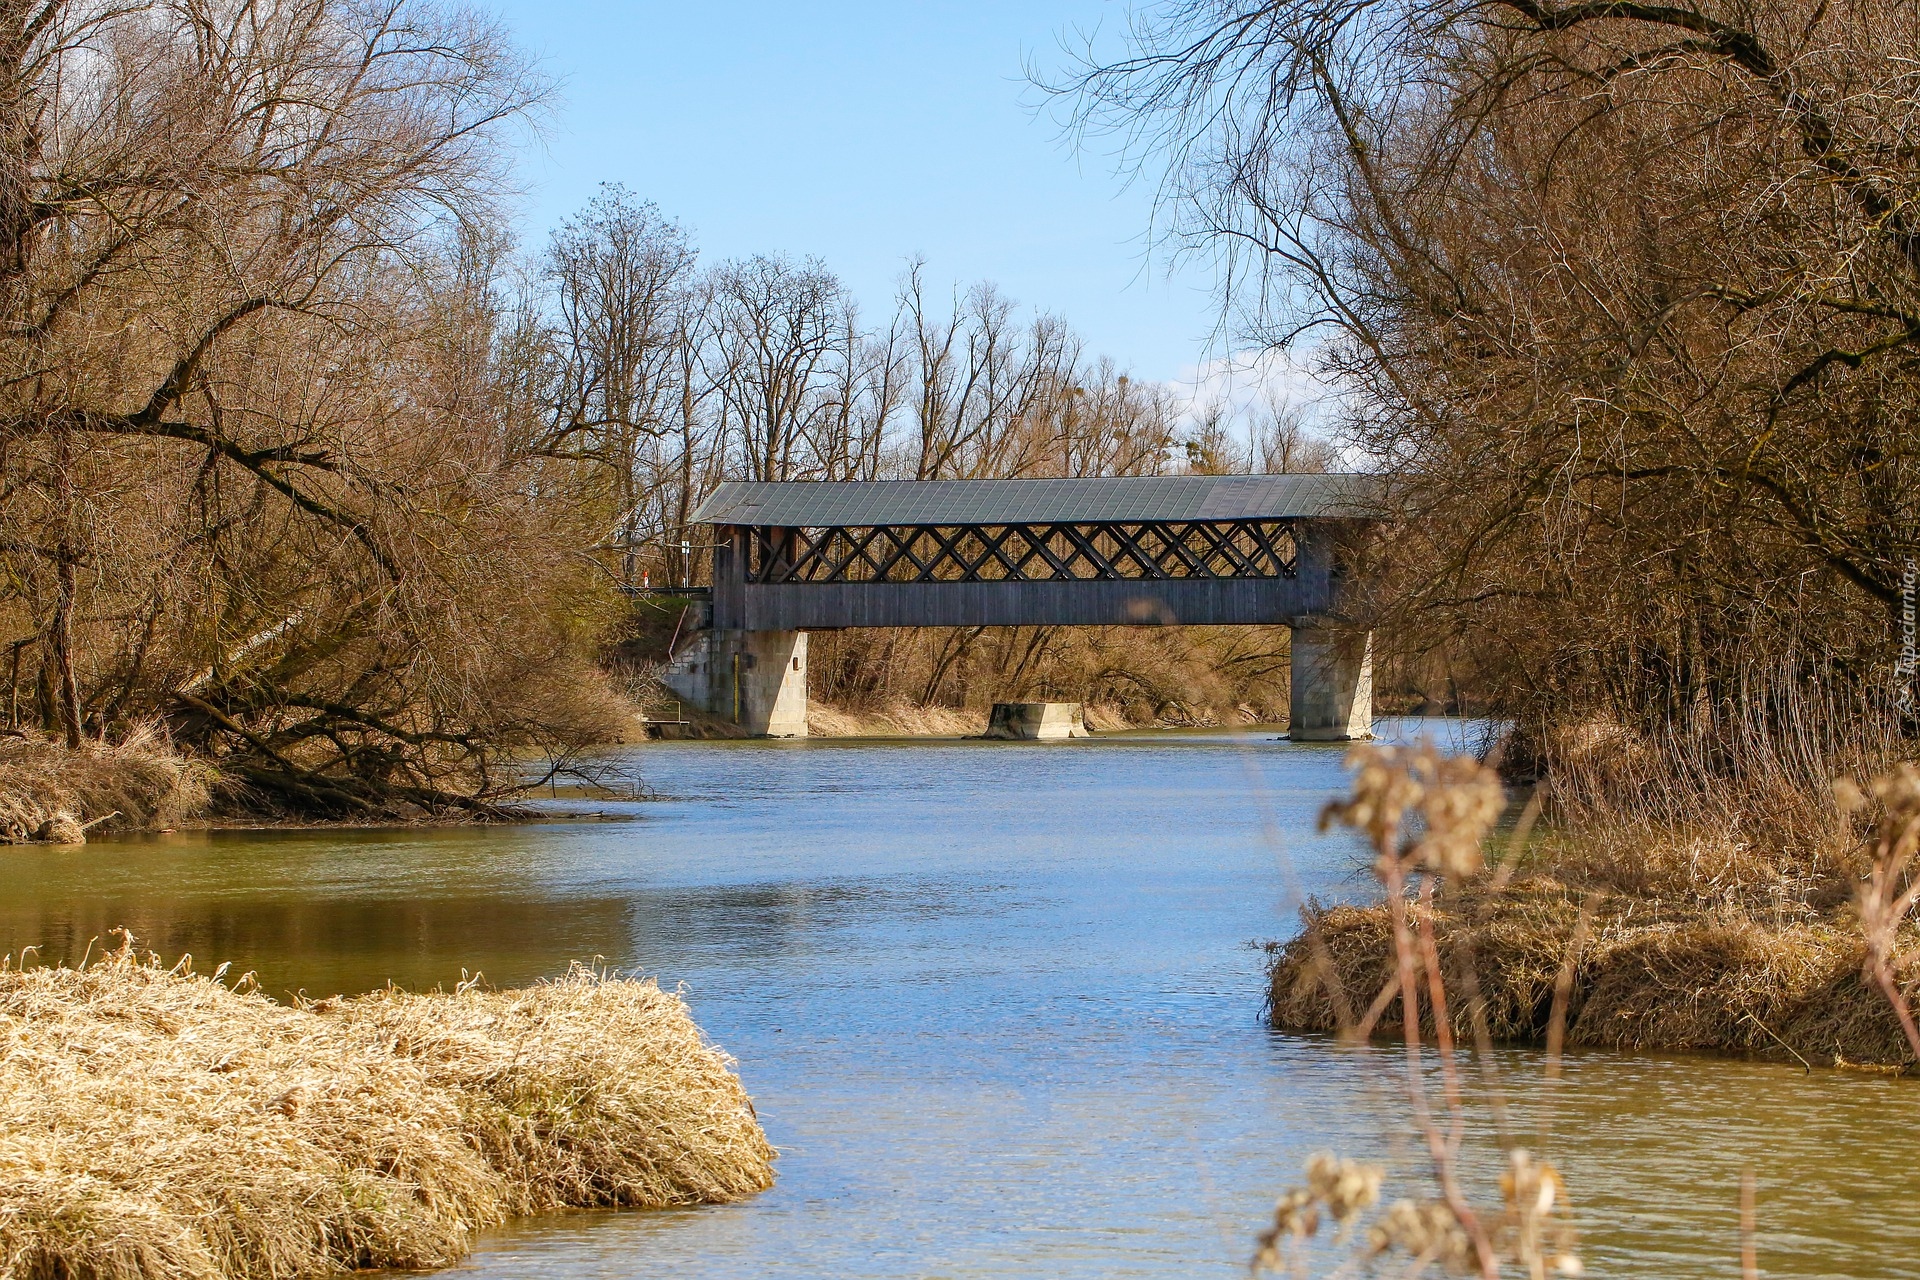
<box><xmin>486</xmin><ymin>0</ymin><xmax>1231</xmax><ymax>386</ymax></box>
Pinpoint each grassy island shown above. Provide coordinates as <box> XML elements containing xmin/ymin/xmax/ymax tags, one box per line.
<box><xmin>1268</xmin><ymin>885</ymin><xmax>1914</xmax><ymax>1067</ymax></box>
<box><xmin>1267</xmin><ymin>748</ymin><xmax>1920</xmax><ymax>1071</ymax></box>
<box><xmin>0</xmin><ymin>943</ymin><xmax>774</xmax><ymax>1279</ymax></box>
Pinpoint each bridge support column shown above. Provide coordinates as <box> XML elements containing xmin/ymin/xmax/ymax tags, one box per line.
<box><xmin>1289</xmin><ymin>626</ymin><xmax>1373</xmax><ymax>741</ymax></box>
<box><xmin>662</xmin><ymin>628</ymin><xmax>808</xmax><ymax>737</ymax></box>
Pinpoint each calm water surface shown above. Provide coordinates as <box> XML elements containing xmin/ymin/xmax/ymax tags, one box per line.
<box><xmin>8</xmin><ymin>720</ymin><xmax>1915</xmax><ymax>1278</ymax></box>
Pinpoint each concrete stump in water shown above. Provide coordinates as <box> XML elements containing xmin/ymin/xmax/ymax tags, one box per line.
<box><xmin>983</xmin><ymin>703</ymin><xmax>1089</xmax><ymax>741</ymax></box>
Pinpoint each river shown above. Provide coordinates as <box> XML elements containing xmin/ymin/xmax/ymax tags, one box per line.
<box><xmin>9</xmin><ymin>721</ymin><xmax>1915</xmax><ymax>1278</ymax></box>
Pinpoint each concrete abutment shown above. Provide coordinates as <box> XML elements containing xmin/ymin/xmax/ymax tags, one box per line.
<box><xmin>1288</xmin><ymin>626</ymin><xmax>1374</xmax><ymax>741</ymax></box>
<box><xmin>661</xmin><ymin>628</ymin><xmax>808</xmax><ymax>738</ymax></box>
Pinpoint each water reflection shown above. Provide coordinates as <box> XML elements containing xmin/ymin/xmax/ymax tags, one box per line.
<box><xmin>3</xmin><ymin>720</ymin><xmax>1910</xmax><ymax>1278</ymax></box>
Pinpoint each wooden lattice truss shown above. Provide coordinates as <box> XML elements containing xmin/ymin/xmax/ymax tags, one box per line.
<box><xmin>744</xmin><ymin>520</ymin><xmax>1300</xmax><ymax>584</ymax></box>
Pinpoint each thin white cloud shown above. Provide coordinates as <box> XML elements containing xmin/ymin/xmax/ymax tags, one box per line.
<box><xmin>1165</xmin><ymin>346</ymin><xmax>1345</xmax><ymax>428</ymax></box>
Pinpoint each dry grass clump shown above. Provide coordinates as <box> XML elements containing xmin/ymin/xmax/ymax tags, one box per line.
<box><xmin>804</xmin><ymin>700</ymin><xmax>988</xmax><ymax>738</ymax></box>
<box><xmin>0</xmin><ymin>940</ymin><xmax>773</xmax><ymax>1280</ymax></box>
<box><xmin>1270</xmin><ymin>888</ymin><xmax>1584</xmax><ymax>1044</ymax></box>
<box><xmin>1269</xmin><ymin>887</ymin><xmax>1918</xmax><ymax>1064</ymax></box>
<box><xmin>1269</xmin><ymin>736</ymin><xmax>1920</xmax><ymax>1068</ymax></box>
<box><xmin>0</xmin><ymin>729</ymin><xmax>212</xmax><ymax>844</ymax></box>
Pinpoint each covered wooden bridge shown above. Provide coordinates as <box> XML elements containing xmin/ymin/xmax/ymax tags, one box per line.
<box><xmin>660</xmin><ymin>474</ymin><xmax>1380</xmax><ymax>738</ymax></box>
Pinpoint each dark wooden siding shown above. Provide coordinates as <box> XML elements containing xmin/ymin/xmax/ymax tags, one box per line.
<box><xmin>721</xmin><ymin>577</ymin><xmax>1326</xmax><ymax>630</ymax></box>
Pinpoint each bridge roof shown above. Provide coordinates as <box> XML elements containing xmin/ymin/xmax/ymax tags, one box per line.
<box><xmin>692</xmin><ymin>474</ymin><xmax>1380</xmax><ymax>527</ymax></box>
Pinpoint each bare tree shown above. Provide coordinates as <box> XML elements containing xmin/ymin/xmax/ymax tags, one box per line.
<box><xmin>898</xmin><ymin>263</ymin><xmax>1075</xmax><ymax>479</ymax></box>
<box><xmin>709</xmin><ymin>254</ymin><xmax>849</xmax><ymax>482</ymax></box>
<box><xmin>543</xmin><ymin>185</ymin><xmax>697</xmax><ymax>582</ymax></box>
<box><xmin>0</xmin><ymin>0</ymin><xmax>647</xmax><ymax>815</ymax></box>
<box><xmin>1052</xmin><ymin>0</ymin><xmax>1920</xmax><ymax>793</ymax></box>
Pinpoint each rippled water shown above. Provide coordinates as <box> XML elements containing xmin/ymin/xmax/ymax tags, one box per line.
<box><xmin>8</xmin><ymin>721</ymin><xmax>1916</xmax><ymax>1278</ymax></box>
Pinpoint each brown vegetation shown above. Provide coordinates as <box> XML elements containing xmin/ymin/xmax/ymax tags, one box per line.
<box><xmin>1056</xmin><ymin>0</ymin><xmax>1920</xmax><ymax>829</ymax></box>
<box><xmin>1249</xmin><ymin>746</ymin><xmax>1588</xmax><ymax>1278</ymax></box>
<box><xmin>1269</xmin><ymin>889</ymin><xmax>1915</xmax><ymax>1067</ymax></box>
<box><xmin>0</xmin><ymin>0</ymin><xmax>642</xmax><ymax>819</ymax></box>
<box><xmin>0</xmin><ymin>940</ymin><xmax>773</xmax><ymax>1279</ymax></box>
<box><xmin>1237</xmin><ymin>746</ymin><xmax>1920</xmax><ymax>1276</ymax></box>
<box><xmin>1267</xmin><ymin>749</ymin><xmax>1920</xmax><ymax>1071</ymax></box>
<box><xmin>0</xmin><ymin>7</ymin><xmax>1341</xmax><ymax>815</ymax></box>
<box><xmin>0</xmin><ymin>727</ymin><xmax>210</xmax><ymax>843</ymax></box>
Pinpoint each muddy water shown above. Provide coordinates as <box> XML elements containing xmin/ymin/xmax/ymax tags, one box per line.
<box><xmin>8</xmin><ymin>721</ymin><xmax>1914</xmax><ymax>1278</ymax></box>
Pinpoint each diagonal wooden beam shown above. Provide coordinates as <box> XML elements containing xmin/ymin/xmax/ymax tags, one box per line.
<box><xmin>970</xmin><ymin>525</ymin><xmax>1025</xmax><ymax>580</ymax></box>
<box><xmin>865</xmin><ymin>525</ymin><xmax>920</xmax><ymax>582</ymax></box>
<box><xmin>1002</xmin><ymin>524</ymin><xmax>1055</xmax><ymax>581</ymax></box>
<box><xmin>1155</xmin><ymin>521</ymin><xmax>1212</xmax><ymax>577</ymax></box>
<box><xmin>1057</xmin><ymin>524</ymin><xmax>1120</xmax><ymax>579</ymax></box>
<box><xmin>765</xmin><ymin>526</ymin><xmax>821</xmax><ymax>583</ymax></box>
<box><xmin>1192</xmin><ymin>520</ymin><xmax>1262</xmax><ymax>577</ymax></box>
<box><xmin>1103</xmin><ymin>523</ymin><xmax>1166</xmax><ymax>578</ymax></box>
<box><xmin>804</xmin><ymin>527</ymin><xmax>847</xmax><ymax>582</ymax></box>
<box><xmin>1243</xmin><ymin>520</ymin><xmax>1297</xmax><ymax>577</ymax></box>
<box><xmin>1024</xmin><ymin>524</ymin><xmax>1082</xmax><ymax>579</ymax></box>
<box><xmin>819</xmin><ymin>525</ymin><xmax>890</xmax><ymax>582</ymax></box>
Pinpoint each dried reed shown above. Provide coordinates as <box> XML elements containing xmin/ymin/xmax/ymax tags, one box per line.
<box><xmin>1253</xmin><ymin>744</ymin><xmax>1583</xmax><ymax>1278</ymax></box>
<box><xmin>1268</xmin><ymin>746</ymin><xmax>1920</xmax><ymax>1067</ymax></box>
<box><xmin>1253</xmin><ymin>744</ymin><xmax>1920</xmax><ymax>1275</ymax></box>
<box><xmin>0</xmin><ymin>729</ymin><xmax>211</xmax><ymax>844</ymax></box>
<box><xmin>0</xmin><ymin>940</ymin><xmax>773</xmax><ymax>1279</ymax></box>
<box><xmin>1269</xmin><ymin>890</ymin><xmax>1916</xmax><ymax>1064</ymax></box>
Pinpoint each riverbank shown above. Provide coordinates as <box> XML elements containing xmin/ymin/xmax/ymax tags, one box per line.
<box><xmin>660</xmin><ymin>696</ymin><xmax>1282</xmax><ymax>740</ymax></box>
<box><xmin>1267</xmin><ymin>870</ymin><xmax>1915</xmax><ymax>1068</ymax></box>
<box><xmin>0</xmin><ymin>731</ymin><xmax>213</xmax><ymax>843</ymax></box>
<box><xmin>0</xmin><ymin>940</ymin><xmax>773</xmax><ymax>1279</ymax></box>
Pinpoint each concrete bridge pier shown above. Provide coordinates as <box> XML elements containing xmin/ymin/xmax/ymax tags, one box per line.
<box><xmin>1289</xmin><ymin>626</ymin><xmax>1373</xmax><ymax>741</ymax></box>
<box><xmin>662</xmin><ymin>628</ymin><xmax>808</xmax><ymax>737</ymax></box>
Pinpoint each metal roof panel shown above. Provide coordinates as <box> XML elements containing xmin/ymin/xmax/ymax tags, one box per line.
<box><xmin>690</xmin><ymin>474</ymin><xmax>1381</xmax><ymax>526</ymax></box>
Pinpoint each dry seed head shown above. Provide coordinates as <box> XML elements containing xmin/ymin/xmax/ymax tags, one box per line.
<box><xmin>1304</xmin><ymin>1151</ymin><xmax>1383</xmax><ymax>1224</ymax></box>
<box><xmin>1320</xmin><ymin>744</ymin><xmax>1424</xmax><ymax>854</ymax></box>
<box><xmin>1498</xmin><ymin>1149</ymin><xmax>1581</xmax><ymax>1278</ymax></box>
<box><xmin>1252</xmin><ymin>1187</ymin><xmax>1319</xmax><ymax>1271</ymax></box>
<box><xmin>1412</xmin><ymin>753</ymin><xmax>1504</xmax><ymax>877</ymax></box>
<box><xmin>1833</xmin><ymin>777</ymin><xmax>1868</xmax><ymax>816</ymax></box>
<box><xmin>1871</xmin><ymin>764</ymin><xmax>1920</xmax><ymax>826</ymax></box>
<box><xmin>1270</xmin><ymin>1186</ymin><xmax>1319</xmax><ymax>1238</ymax></box>
<box><xmin>1499</xmin><ymin>1148</ymin><xmax>1561</xmax><ymax>1217</ymax></box>
<box><xmin>1369</xmin><ymin>1198</ymin><xmax>1476</xmax><ymax>1274</ymax></box>
<box><xmin>1864</xmin><ymin>765</ymin><xmax>1920</xmax><ymax>865</ymax></box>
<box><xmin>1321</xmin><ymin>744</ymin><xmax>1503</xmax><ymax>877</ymax></box>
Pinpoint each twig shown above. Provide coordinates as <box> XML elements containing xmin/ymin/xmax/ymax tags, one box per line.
<box><xmin>1741</xmin><ymin>1167</ymin><xmax>1759</xmax><ymax>1280</ymax></box>
<box><xmin>1351</xmin><ymin>971</ymin><xmax>1401</xmax><ymax>1042</ymax></box>
<box><xmin>1545</xmin><ymin>893</ymin><xmax>1599</xmax><ymax>1078</ymax></box>
<box><xmin>1740</xmin><ymin>1011</ymin><xmax>1811</xmax><ymax>1074</ymax></box>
